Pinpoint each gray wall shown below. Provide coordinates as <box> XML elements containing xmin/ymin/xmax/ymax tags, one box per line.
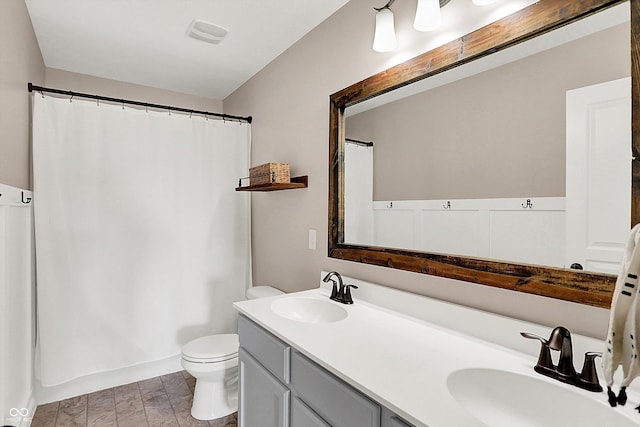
<box><xmin>224</xmin><ymin>0</ymin><xmax>614</xmax><ymax>337</ymax></box>
<box><xmin>347</xmin><ymin>23</ymin><xmax>629</xmax><ymax>201</ymax></box>
<box><xmin>45</xmin><ymin>69</ymin><xmax>223</xmax><ymax>114</ymax></box>
<box><xmin>0</xmin><ymin>0</ymin><xmax>45</xmax><ymax>190</ymax></box>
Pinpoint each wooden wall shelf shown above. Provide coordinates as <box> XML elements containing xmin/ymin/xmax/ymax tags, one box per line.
<box><xmin>236</xmin><ymin>175</ymin><xmax>308</xmax><ymax>192</ymax></box>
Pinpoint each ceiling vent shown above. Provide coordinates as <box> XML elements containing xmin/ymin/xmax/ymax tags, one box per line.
<box><xmin>187</xmin><ymin>19</ymin><xmax>228</xmax><ymax>45</ymax></box>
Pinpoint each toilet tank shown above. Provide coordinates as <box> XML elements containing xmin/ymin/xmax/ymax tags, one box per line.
<box><xmin>246</xmin><ymin>286</ymin><xmax>284</xmax><ymax>300</ymax></box>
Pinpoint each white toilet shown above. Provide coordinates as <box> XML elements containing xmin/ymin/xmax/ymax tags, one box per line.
<box><xmin>181</xmin><ymin>285</ymin><xmax>284</xmax><ymax>420</ymax></box>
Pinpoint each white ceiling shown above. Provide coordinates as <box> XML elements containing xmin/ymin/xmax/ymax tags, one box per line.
<box><xmin>24</xmin><ymin>0</ymin><xmax>350</xmax><ymax>100</ymax></box>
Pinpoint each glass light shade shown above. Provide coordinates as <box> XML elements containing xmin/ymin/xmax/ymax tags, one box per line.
<box><xmin>413</xmin><ymin>0</ymin><xmax>442</xmax><ymax>32</ymax></box>
<box><xmin>372</xmin><ymin>8</ymin><xmax>397</xmax><ymax>52</ymax></box>
<box><xmin>472</xmin><ymin>0</ymin><xmax>497</xmax><ymax>5</ymax></box>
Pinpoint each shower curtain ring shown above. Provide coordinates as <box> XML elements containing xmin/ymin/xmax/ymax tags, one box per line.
<box><xmin>40</xmin><ymin>91</ymin><xmax>44</xmax><ymax>99</ymax></box>
<box><xmin>69</xmin><ymin>94</ymin><xmax>73</xmax><ymax>103</ymax></box>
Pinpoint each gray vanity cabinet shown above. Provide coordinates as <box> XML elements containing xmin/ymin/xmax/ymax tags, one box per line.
<box><xmin>239</xmin><ymin>348</ymin><xmax>290</xmax><ymax>427</ymax></box>
<box><xmin>238</xmin><ymin>315</ymin><xmax>291</xmax><ymax>427</ymax></box>
<box><xmin>290</xmin><ymin>351</ymin><xmax>380</xmax><ymax>427</ymax></box>
<box><xmin>291</xmin><ymin>397</ymin><xmax>331</xmax><ymax>427</ymax></box>
<box><xmin>238</xmin><ymin>315</ymin><xmax>415</xmax><ymax>427</ymax></box>
<box><xmin>381</xmin><ymin>408</ymin><xmax>414</xmax><ymax>427</ymax></box>
<box><xmin>238</xmin><ymin>315</ymin><xmax>291</xmax><ymax>384</ymax></box>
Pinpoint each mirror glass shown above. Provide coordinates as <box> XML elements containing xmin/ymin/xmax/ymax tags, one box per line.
<box><xmin>343</xmin><ymin>3</ymin><xmax>630</xmax><ymax>275</ymax></box>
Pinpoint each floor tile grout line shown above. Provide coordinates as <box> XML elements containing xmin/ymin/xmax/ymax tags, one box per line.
<box><xmin>85</xmin><ymin>392</ymin><xmax>89</xmax><ymax>427</ymax></box>
<box><xmin>136</xmin><ymin>381</ymin><xmax>151</xmax><ymax>427</ymax></box>
<box><xmin>159</xmin><ymin>373</ymin><xmax>181</xmax><ymax>425</ymax></box>
<box><xmin>114</xmin><ymin>385</ymin><xmax>120</xmax><ymax>427</ymax></box>
<box><xmin>53</xmin><ymin>401</ymin><xmax>60</xmax><ymax>426</ymax></box>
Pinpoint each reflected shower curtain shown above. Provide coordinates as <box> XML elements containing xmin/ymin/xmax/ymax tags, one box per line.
<box><xmin>344</xmin><ymin>142</ymin><xmax>374</xmax><ymax>245</ymax></box>
<box><xmin>32</xmin><ymin>95</ymin><xmax>251</xmax><ymax>386</ymax></box>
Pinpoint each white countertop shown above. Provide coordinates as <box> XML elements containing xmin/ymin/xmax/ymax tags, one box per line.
<box><xmin>233</xmin><ymin>275</ymin><xmax>640</xmax><ymax>427</ymax></box>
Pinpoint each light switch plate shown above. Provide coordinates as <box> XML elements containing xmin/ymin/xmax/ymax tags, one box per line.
<box><xmin>308</xmin><ymin>229</ymin><xmax>317</xmax><ymax>250</ymax></box>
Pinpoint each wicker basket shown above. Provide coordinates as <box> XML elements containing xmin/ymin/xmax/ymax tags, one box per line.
<box><xmin>249</xmin><ymin>163</ymin><xmax>290</xmax><ymax>185</ymax></box>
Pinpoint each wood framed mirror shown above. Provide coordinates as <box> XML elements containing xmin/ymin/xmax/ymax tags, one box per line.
<box><xmin>328</xmin><ymin>0</ymin><xmax>639</xmax><ymax>308</ymax></box>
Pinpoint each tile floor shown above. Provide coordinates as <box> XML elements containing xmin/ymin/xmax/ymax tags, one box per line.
<box><xmin>30</xmin><ymin>371</ymin><xmax>237</xmax><ymax>427</ymax></box>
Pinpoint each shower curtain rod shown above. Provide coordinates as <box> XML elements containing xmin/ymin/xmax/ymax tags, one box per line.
<box><xmin>27</xmin><ymin>83</ymin><xmax>252</xmax><ymax>124</ymax></box>
<box><xmin>346</xmin><ymin>137</ymin><xmax>374</xmax><ymax>147</ymax></box>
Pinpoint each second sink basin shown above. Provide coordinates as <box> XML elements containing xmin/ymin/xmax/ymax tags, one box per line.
<box><xmin>447</xmin><ymin>368</ymin><xmax>636</xmax><ymax>427</ymax></box>
<box><xmin>270</xmin><ymin>297</ymin><xmax>348</xmax><ymax>324</ymax></box>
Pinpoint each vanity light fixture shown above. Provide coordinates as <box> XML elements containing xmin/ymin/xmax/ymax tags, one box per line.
<box><xmin>373</xmin><ymin>0</ymin><xmax>495</xmax><ymax>52</ymax></box>
<box><xmin>373</xmin><ymin>6</ymin><xmax>397</xmax><ymax>52</ymax></box>
<box><xmin>413</xmin><ymin>0</ymin><xmax>444</xmax><ymax>31</ymax></box>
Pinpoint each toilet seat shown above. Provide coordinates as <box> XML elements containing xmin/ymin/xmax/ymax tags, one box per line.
<box><xmin>182</xmin><ymin>334</ymin><xmax>238</xmax><ymax>363</ymax></box>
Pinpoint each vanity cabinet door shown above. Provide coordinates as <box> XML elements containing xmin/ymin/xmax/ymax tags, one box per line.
<box><xmin>239</xmin><ymin>348</ymin><xmax>290</xmax><ymax>427</ymax></box>
<box><xmin>291</xmin><ymin>397</ymin><xmax>330</xmax><ymax>427</ymax></box>
<box><xmin>291</xmin><ymin>351</ymin><xmax>380</xmax><ymax>427</ymax></box>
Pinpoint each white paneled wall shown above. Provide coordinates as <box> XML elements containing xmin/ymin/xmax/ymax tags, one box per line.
<box><xmin>372</xmin><ymin>197</ymin><xmax>566</xmax><ymax>268</ymax></box>
<box><xmin>0</xmin><ymin>184</ymin><xmax>35</xmax><ymax>427</ymax></box>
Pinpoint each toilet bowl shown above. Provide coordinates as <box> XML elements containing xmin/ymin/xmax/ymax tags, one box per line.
<box><xmin>181</xmin><ymin>285</ymin><xmax>284</xmax><ymax>420</ymax></box>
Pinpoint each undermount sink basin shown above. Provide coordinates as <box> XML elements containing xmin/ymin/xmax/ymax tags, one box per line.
<box><xmin>270</xmin><ymin>297</ymin><xmax>348</xmax><ymax>324</ymax></box>
<box><xmin>447</xmin><ymin>368</ymin><xmax>637</xmax><ymax>427</ymax></box>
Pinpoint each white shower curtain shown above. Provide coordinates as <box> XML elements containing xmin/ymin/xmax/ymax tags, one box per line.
<box><xmin>344</xmin><ymin>142</ymin><xmax>374</xmax><ymax>245</ymax></box>
<box><xmin>32</xmin><ymin>95</ymin><xmax>251</xmax><ymax>386</ymax></box>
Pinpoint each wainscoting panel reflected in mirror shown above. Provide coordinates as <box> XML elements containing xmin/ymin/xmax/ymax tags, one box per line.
<box><xmin>329</xmin><ymin>0</ymin><xmax>638</xmax><ymax>308</ymax></box>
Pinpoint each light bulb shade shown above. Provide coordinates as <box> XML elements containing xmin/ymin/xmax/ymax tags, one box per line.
<box><xmin>413</xmin><ymin>0</ymin><xmax>442</xmax><ymax>32</ymax></box>
<box><xmin>373</xmin><ymin>8</ymin><xmax>397</xmax><ymax>52</ymax></box>
<box><xmin>472</xmin><ymin>0</ymin><xmax>496</xmax><ymax>4</ymax></box>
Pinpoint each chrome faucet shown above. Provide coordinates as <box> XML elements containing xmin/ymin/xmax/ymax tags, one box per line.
<box><xmin>322</xmin><ymin>271</ymin><xmax>358</xmax><ymax>304</ymax></box>
<box><xmin>521</xmin><ymin>326</ymin><xmax>602</xmax><ymax>392</ymax></box>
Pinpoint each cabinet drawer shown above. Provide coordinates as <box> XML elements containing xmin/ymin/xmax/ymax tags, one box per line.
<box><xmin>291</xmin><ymin>351</ymin><xmax>380</xmax><ymax>427</ymax></box>
<box><xmin>238</xmin><ymin>315</ymin><xmax>290</xmax><ymax>383</ymax></box>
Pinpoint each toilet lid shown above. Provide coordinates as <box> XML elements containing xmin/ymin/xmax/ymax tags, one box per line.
<box><xmin>182</xmin><ymin>334</ymin><xmax>238</xmax><ymax>361</ymax></box>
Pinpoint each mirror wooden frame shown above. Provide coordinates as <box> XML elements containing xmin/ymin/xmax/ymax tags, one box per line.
<box><xmin>328</xmin><ymin>0</ymin><xmax>639</xmax><ymax>308</ymax></box>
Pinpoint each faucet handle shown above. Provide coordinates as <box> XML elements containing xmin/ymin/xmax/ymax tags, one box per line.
<box><xmin>342</xmin><ymin>284</ymin><xmax>359</xmax><ymax>304</ymax></box>
<box><xmin>578</xmin><ymin>352</ymin><xmax>603</xmax><ymax>392</ymax></box>
<box><xmin>520</xmin><ymin>332</ymin><xmax>554</xmax><ymax>370</ymax></box>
